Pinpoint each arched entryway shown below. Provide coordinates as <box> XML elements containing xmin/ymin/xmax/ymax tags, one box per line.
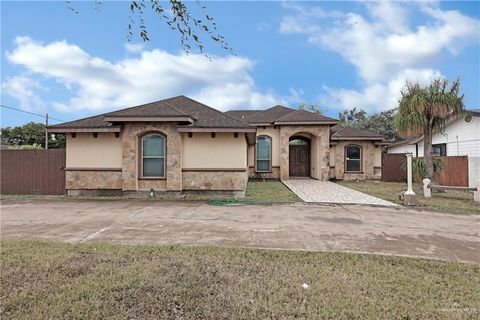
<box><xmin>289</xmin><ymin>136</ymin><xmax>310</xmax><ymax>177</ymax></box>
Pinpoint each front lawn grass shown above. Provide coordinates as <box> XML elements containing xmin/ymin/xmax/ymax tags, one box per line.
<box><xmin>0</xmin><ymin>181</ymin><xmax>300</xmax><ymax>203</ymax></box>
<box><xmin>338</xmin><ymin>180</ymin><xmax>479</xmax><ymax>214</ymax></box>
<box><xmin>244</xmin><ymin>180</ymin><xmax>300</xmax><ymax>203</ymax></box>
<box><xmin>1</xmin><ymin>241</ymin><xmax>478</xmax><ymax>319</ymax></box>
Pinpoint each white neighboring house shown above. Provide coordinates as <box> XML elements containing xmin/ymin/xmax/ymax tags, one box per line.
<box><xmin>387</xmin><ymin>109</ymin><xmax>480</xmax><ymax>187</ymax></box>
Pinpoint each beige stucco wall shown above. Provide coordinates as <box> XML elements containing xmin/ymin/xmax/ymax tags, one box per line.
<box><xmin>182</xmin><ymin>133</ymin><xmax>247</xmax><ymax>169</ymax></box>
<box><xmin>247</xmin><ymin>126</ymin><xmax>281</xmax><ymax>168</ymax></box>
<box><xmin>374</xmin><ymin>147</ymin><xmax>382</xmax><ymax>167</ymax></box>
<box><xmin>66</xmin><ymin>133</ymin><xmax>122</xmax><ymax>168</ymax></box>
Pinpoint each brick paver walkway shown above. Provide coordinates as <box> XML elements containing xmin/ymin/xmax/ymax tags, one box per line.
<box><xmin>283</xmin><ymin>179</ymin><xmax>398</xmax><ymax>206</ymax></box>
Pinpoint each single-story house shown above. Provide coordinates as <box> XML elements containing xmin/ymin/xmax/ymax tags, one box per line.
<box><xmin>48</xmin><ymin>96</ymin><xmax>388</xmax><ymax>196</ymax></box>
<box><xmin>387</xmin><ymin>109</ymin><xmax>480</xmax><ymax>187</ymax></box>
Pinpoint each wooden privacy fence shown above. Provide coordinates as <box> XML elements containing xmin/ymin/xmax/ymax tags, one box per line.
<box><xmin>381</xmin><ymin>153</ymin><xmax>406</xmax><ymax>182</ymax></box>
<box><xmin>436</xmin><ymin>156</ymin><xmax>468</xmax><ymax>187</ymax></box>
<box><xmin>382</xmin><ymin>153</ymin><xmax>469</xmax><ymax>187</ymax></box>
<box><xmin>0</xmin><ymin>149</ymin><xmax>66</xmax><ymax>195</ymax></box>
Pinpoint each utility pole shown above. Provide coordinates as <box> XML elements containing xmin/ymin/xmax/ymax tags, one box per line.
<box><xmin>45</xmin><ymin>113</ymin><xmax>48</xmax><ymax>150</ymax></box>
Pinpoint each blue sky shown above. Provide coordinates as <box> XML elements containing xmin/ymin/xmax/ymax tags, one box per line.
<box><xmin>1</xmin><ymin>0</ymin><xmax>479</xmax><ymax>127</ymax></box>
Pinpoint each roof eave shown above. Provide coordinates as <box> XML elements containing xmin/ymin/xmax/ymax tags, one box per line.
<box><xmin>274</xmin><ymin>121</ymin><xmax>338</xmax><ymax>125</ymax></box>
<box><xmin>249</xmin><ymin>122</ymin><xmax>274</xmax><ymax>126</ymax></box>
<box><xmin>389</xmin><ymin>136</ymin><xmax>424</xmax><ymax>147</ymax></box>
<box><xmin>331</xmin><ymin>136</ymin><xmax>384</xmax><ymax>141</ymax></box>
<box><xmin>47</xmin><ymin>127</ymin><xmax>122</xmax><ymax>133</ymax></box>
<box><xmin>177</xmin><ymin>127</ymin><xmax>257</xmax><ymax>133</ymax></box>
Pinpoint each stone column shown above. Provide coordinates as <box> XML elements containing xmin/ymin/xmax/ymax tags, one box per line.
<box><xmin>121</xmin><ymin>123</ymin><xmax>182</xmax><ymax>192</ymax></box>
<box><xmin>279</xmin><ymin>127</ymin><xmax>289</xmax><ymax>181</ymax></box>
<box><xmin>318</xmin><ymin>128</ymin><xmax>330</xmax><ymax>181</ymax></box>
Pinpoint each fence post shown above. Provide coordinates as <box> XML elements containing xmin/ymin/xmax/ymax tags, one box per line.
<box><xmin>404</xmin><ymin>152</ymin><xmax>418</xmax><ymax>206</ymax></box>
<box><xmin>474</xmin><ymin>180</ymin><xmax>480</xmax><ymax>203</ymax></box>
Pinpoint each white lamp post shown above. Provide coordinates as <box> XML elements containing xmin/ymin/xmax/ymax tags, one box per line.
<box><xmin>404</xmin><ymin>152</ymin><xmax>418</xmax><ymax>206</ymax></box>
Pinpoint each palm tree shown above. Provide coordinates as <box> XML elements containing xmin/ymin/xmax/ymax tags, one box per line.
<box><xmin>395</xmin><ymin>78</ymin><xmax>464</xmax><ymax>180</ymax></box>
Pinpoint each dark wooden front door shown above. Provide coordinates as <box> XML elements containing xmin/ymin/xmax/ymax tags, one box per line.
<box><xmin>289</xmin><ymin>145</ymin><xmax>310</xmax><ymax>177</ymax></box>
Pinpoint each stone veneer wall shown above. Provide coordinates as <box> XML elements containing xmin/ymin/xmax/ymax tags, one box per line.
<box><xmin>182</xmin><ymin>170</ymin><xmax>248</xmax><ymax>191</ymax></box>
<box><xmin>248</xmin><ymin>167</ymin><xmax>280</xmax><ymax>180</ymax></box>
<box><xmin>65</xmin><ymin>170</ymin><xmax>123</xmax><ymax>190</ymax></box>
<box><xmin>331</xmin><ymin>141</ymin><xmax>381</xmax><ymax>180</ymax></box>
<box><xmin>279</xmin><ymin>125</ymin><xmax>330</xmax><ymax>181</ymax></box>
<box><xmin>122</xmin><ymin>122</ymin><xmax>182</xmax><ymax>191</ymax></box>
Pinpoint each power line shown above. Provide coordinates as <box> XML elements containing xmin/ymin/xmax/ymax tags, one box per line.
<box><xmin>1</xmin><ymin>104</ymin><xmax>67</xmax><ymax>123</ymax></box>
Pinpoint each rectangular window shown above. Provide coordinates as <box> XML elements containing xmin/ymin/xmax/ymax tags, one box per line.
<box><xmin>142</xmin><ymin>135</ymin><xmax>165</xmax><ymax>177</ymax></box>
<box><xmin>256</xmin><ymin>136</ymin><xmax>271</xmax><ymax>172</ymax></box>
<box><xmin>345</xmin><ymin>145</ymin><xmax>362</xmax><ymax>172</ymax></box>
<box><xmin>432</xmin><ymin>143</ymin><xmax>446</xmax><ymax>156</ymax></box>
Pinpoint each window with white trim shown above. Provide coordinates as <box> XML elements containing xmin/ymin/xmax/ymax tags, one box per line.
<box><xmin>142</xmin><ymin>134</ymin><xmax>165</xmax><ymax>177</ymax></box>
<box><xmin>256</xmin><ymin>136</ymin><xmax>271</xmax><ymax>172</ymax></box>
<box><xmin>345</xmin><ymin>145</ymin><xmax>362</xmax><ymax>172</ymax></box>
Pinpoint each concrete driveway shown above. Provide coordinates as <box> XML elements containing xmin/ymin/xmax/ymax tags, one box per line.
<box><xmin>283</xmin><ymin>179</ymin><xmax>398</xmax><ymax>206</ymax></box>
<box><xmin>1</xmin><ymin>199</ymin><xmax>479</xmax><ymax>263</ymax></box>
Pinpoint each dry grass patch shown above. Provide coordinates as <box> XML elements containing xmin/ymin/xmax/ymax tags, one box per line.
<box><xmin>338</xmin><ymin>180</ymin><xmax>479</xmax><ymax>214</ymax></box>
<box><xmin>1</xmin><ymin>240</ymin><xmax>479</xmax><ymax>319</ymax></box>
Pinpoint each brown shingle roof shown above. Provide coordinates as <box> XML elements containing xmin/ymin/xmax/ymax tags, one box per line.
<box><xmin>330</xmin><ymin>125</ymin><xmax>384</xmax><ymax>140</ymax></box>
<box><xmin>229</xmin><ymin>105</ymin><xmax>338</xmax><ymax>125</ymax></box>
<box><xmin>47</xmin><ymin>114</ymin><xmax>115</xmax><ymax>129</ymax></box>
<box><xmin>168</xmin><ymin>96</ymin><xmax>252</xmax><ymax>128</ymax></box>
<box><xmin>49</xmin><ymin>96</ymin><xmax>254</xmax><ymax>132</ymax></box>
<box><xmin>104</xmin><ymin>98</ymin><xmax>191</xmax><ymax>118</ymax></box>
<box><xmin>244</xmin><ymin>105</ymin><xmax>295</xmax><ymax>124</ymax></box>
<box><xmin>225</xmin><ymin>110</ymin><xmax>260</xmax><ymax>120</ymax></box>
<box><xmin>274</xmin><ymin>109</ymin><xmax>338</xmax><ymax>124</ymax></box>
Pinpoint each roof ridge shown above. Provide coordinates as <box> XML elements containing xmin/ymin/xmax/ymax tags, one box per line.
<box><xmin>162</xmin><ymin>100</ymin><xmax>194</xmax><ymax>119</ymax></box>
<box><xmin>49</xmin><ymin>112</ymin><xmax>108</xmax><ymax>127</ymax></box>
<box><xmin>331</xmin><ymin>126</ymin><xmax>348</xmax><ymax>137</ymax></box>
<box><xmin>243</xmin><ymin>104</ymin><xmax>294</xmax><ymax>121</ymax></box>
<box><xmin>332</xmin><ymin>125</ymin><xmax>385</xmax><ymax>139</ymax></box>
<box><xmin>103</xmin><ymin>99</ymin><xmax>172</xmax><ymax>117</ymax></box>
<box><xmin>181</xmin><ymin>96</ymin><xmax>254</xmax><ymax>127</ymax></box>
<box><xmin>103</xmin><ymin>95</ymin><xmax>196</xmax><ymax>118</ymax></box>
<box><xmin>274</xmin><ymin>109</ymin><xmax>300</xmax><ymax>122</ymax></box>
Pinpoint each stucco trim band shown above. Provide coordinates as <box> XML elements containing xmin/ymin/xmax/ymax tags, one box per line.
<box><xmin>182</xmin><ymin>168</ymin><xmax>247</xmax><ymax>172</ymax></box>
<box><xmin>65</xmin><ymin>167</ymin><xmax>122</xmax><ymax>171</ymax></box>
<box><xmin>177</xmin><ymin>127</ymin><xmax>256</xmax><ymax>133</ymax></box>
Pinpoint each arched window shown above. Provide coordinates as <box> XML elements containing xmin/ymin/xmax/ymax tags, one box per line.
<box><xmin>141</xmin><ymin>133</ymin><xmax>166</xmax><ymax>178</ymax></box>
<box><xmin>256</xmin><ymin>135</ymin><xmax>272</xmax><ymax>172</ymax></box>
<box><xmin>345</xmin><ymin>145</ymin><xmax>362</xmax><ymax>172</ymax></box>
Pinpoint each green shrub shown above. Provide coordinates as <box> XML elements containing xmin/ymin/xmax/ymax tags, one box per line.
<box><xmin>402</xmin><ymin>157</ymin><xmax>444</xmax><ymax>180</ymax></box>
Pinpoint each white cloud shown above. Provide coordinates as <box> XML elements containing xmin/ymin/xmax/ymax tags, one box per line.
<box><xmin>1</xmin><ymin>75</ymin><xmax>46</xmax><ymax>111</ymax></box>
<box><xmin>5</xmin><ymin>37</ymin><xmax>285</xmax><ymax>113</ymax></box>
<box><xmin>124</xmin><ymin>42</ymin><xmax>144</xmax><ymax>53</ymax></box>
<box><xmin>279</xmin><ymin>16</ymin><xmax>321</xmax><ymax>34</ymax></box>
<box><xmin>364</xmin><ymin>1</ymin><xmax>410</xmax><ymax>34</ymax></box>
<box><xmin>280</xmin><ymin>1</ymin><xmax>480</xmax><ymax>111</ymax></box>
<box><xmin>279</xmin><ymin>1</ymin><xmax>343</xmax><ymax>34</ymax></box>
<box><xmin>321</xmin><ymin>68</ymin><xmax>444</xmax><ymax>110</ymax></box>
<box><xmin>310</xmin><ymin>6</ymin><xmax>479</xmax><ymax>82</ymax></box>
